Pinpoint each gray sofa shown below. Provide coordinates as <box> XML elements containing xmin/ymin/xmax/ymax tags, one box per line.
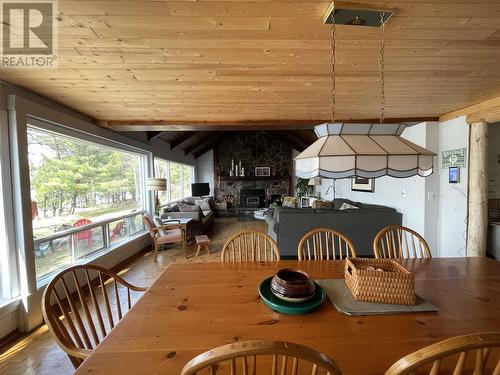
<box><xmin>160</xmin><ymin>196</ymin><xmax>214</xmax><ymax>236</ymax></box>
<box><xmin>266</xmin><ymin>199</ymin><xmax>402</xmax><ymax>257</ymax></box>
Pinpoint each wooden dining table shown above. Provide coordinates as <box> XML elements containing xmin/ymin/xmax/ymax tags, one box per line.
<box><xmin>74</xmin><ymin>257</ymin><xmax>500</xmax><ymax>375</ymax></box>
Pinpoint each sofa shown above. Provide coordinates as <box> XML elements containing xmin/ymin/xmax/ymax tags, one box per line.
<box><xmin>266</xmin><ymin>198</ymin><xmax>402</xmax><ymax>257</ymax></box>
<box><xmin>160</xmin><ymin>196</ymin><xmax>214</xmax><ymax>236</ymax></box>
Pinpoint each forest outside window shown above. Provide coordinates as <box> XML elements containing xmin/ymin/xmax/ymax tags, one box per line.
<box><xmin>27</xmin><ymin>125</ymin><xmax>147</xmax><ymax>281</ymax></box>
<box><xmin>154</xmin><ymin>158</ymin><xmax>194</xmax><ymax>206</ymax></box>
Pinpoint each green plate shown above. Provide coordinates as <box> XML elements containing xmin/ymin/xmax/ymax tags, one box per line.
<box><xmin>258</xmin><ymin>277</ymin><xmax>326</xmax><ymax>315</ymax></box>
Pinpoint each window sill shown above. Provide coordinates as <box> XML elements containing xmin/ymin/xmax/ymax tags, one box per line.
<box><xmin>0</xmin><ymin>297</ymin><xmax>21</xmax><ymax>318</ymax></box>
<box><xmin>35</xmin><ymin>230</ymin><xmax>148</xmax><ymax>291</ymax></box>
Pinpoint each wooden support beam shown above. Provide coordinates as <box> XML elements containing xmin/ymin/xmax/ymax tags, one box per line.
<box><xmin>101</xmin><ymin>117</ymin><xmax>437</xmax><ymax>132</ymax></box>
<box><xmin>467</xmin><ymin>121</ymin><xmax>489</xmax><ymax>256</ymax></box>
<box><xmin>169</xmin><ymin>132</ymin><xmax>198</xmax><ymax>150</ymax></box>
<box><xmin>192</xmin><ymin>133</ymin><xmax>229</xmax><ymax>158</ymax></box>
<box><xmin>273</xmin><ymin>131</ymin><xmax>309</xmax><ymax>152</ymax></box>
<box><xmin>146</xmin><ymin>131</ymin><xmax>162</xmax><ymax>141</ymax></box>
<box><xmin>184</xmin><ymin>132</ymin><xmax>221</xmax><ymax>155</ymax></box>
<box><xmin>439</xmin><ymin>96</ymin><xmax>500</xmax><ymax>124</ymax></box>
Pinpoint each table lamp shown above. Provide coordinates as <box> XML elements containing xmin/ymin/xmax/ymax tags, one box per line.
<box><xmin>308</xmin><ymin>177</ymin><xmax>321</xmax><ymax>197</ymax></box>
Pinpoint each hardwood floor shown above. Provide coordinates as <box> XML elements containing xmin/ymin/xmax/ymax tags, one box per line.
<box><xmin>0</xmin><ymin>217</ymin><xmax>266</xmax><ymax>375</ymax></box>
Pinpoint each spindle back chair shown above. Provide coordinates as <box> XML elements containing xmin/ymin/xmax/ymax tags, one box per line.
<box><xmin>297</xmin><ymin>228</ymin><xmax>356</xmax><ymax>260</ymax></box>
<box><xmin>41</xmin><ymin>264</ymin><xmax>147</xmax><ymax>368</ymax></box>
<box><xmin>374</xmin><ymin>225</ymin><xmax>432</xmax><ymax>259</ymax></box>
<box><xmin>181</xmin><ymin>340</ymin><xmax>343</xmax><ymax>375</ymax></box>
<box><xmin>385</xmin><ymin>332</ymin><xmax>500</xmax><ymax>375</ymax></box>
<box><xmin>221</xmin><ymin>231</ymin><xmax>280</xmax><ymax>262</ymax></box>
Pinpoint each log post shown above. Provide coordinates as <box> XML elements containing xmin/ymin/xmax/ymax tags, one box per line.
<box><xmin>466</xmin><ymin>121</ymin><xmax>489</xmax><ymax>256</ymax></box>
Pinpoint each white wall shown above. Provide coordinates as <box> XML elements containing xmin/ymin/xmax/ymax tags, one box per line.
<box><xmin>317</xmin><ymin>119</ymin><xmax>470</xmax><ymax>257</ymax></box>
<box><xmin>437</xmin><ymin>117</ymin><xmax>469</xmax><ymax>257</ymax></box>
<box><xmin>488</xmin><ymin>123</ymin><xmax>500</xmax><ymax>198</ymax></box>
<box><xmin>195</xmin><ymin>149</ymin><xmax>215</xmax><ymax>194</ymax></box>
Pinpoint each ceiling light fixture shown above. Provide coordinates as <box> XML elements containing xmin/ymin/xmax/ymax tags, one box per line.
<box><xmin>295</xmin><ymin>2</ymin><xmax>435</xmax><ymax>180</ymax></box>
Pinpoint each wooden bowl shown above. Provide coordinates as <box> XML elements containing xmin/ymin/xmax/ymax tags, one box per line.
<box><xmin>271</xmin><ymin>269</ymin><xmax>315</xmax><ymax>301</ymax></box>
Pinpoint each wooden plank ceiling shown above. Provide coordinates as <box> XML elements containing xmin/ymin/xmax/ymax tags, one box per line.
<box><xmin>1</xmin><ymin>1</ymin><xmax>500</xmax><ymax>131</ymax></box>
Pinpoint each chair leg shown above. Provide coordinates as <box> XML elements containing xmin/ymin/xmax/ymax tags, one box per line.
<box><xmin>205</xmin><ymin>244</ymin><xmax>210</xmax><ymax>254</ymax></box>
<box><xmin>68</xmin><ymin>355</ymin><xmax>83</xmax><ymax>369</ymax></box>
<box><xmin>153</xmin><ymin>241</ymin><xmax>159</xmax><ymax>263</ymax></box>
<box><xmin>195</xmin><ymin>244</ymin><xmax>201</xmax><ymax>257</ymax></box>
<box><xmin>181</xmin><ymin>239</ymin><xmax>188</xmax><ymax>258</ymax></box>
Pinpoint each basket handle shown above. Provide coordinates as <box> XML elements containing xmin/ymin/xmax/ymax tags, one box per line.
<box><xmin>347</xmin><ymin>265</ymin><xmax>353</xmax><ymax>275</ymax></box>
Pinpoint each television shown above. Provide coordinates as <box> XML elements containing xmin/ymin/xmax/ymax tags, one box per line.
<box><xmin>191</xmin><ymin>183</ymin><xmax>210</xmax><ymax>197</ymax></box>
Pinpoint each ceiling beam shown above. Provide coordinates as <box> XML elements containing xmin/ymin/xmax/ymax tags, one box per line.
<box><xmin>169</xmin><ymin>132</ymin><xmax>198</xmax><ymax>150</ymax></box>
<box><xmin>439</xmin><ymin>96</ymin><xmax>500</xmax><ymax>124</ymax></box>
<box><xmin>273</xmin><ymin>131</ymin><xmax>309</xmax><ymax>152</ymax></box>
<box><xmin>184</xmin><ymin>132</ymin><xmax>221</xmax><ymax>155</ymax></box>
<box><xmin>192</xmin><ymin>133</ymin><xmax>230</xmax><ymax>158</ymax></box>
<box><xmin>289</xmin><ymin>129</ymin><xmax>317</xmax><ymax>146</ymax></box>
<box><xmin>98</xmin><ymin>117</ymin><xmax>438</xmax><ymax>132</ymax></box>
<box><xmin>146</xmin><ymin>131</ymin><xmax>162</xmax><ymax>141</ymax></box>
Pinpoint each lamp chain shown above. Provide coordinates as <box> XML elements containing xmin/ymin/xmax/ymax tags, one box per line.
<box><xmin>330</xmin><ymin>2</ymin><xmax>336</xmax><ymax>124</ymax></box>
<box><xmin>378</xmin><ymin>12</ymin><xmax>386</xmax><ymax>123</ymax></box>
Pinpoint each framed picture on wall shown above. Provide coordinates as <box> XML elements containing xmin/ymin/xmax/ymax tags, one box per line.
<box><xmin>351</xmin><ymin>177</ymin><xmax>375</xmax><ymax>193</ymax></box>
<box><xmin>255</xmin><ymin>166</ymin><xmax>271</xmax><ymax>177</ymax></box>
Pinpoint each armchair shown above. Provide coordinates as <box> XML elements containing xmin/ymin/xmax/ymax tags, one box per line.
<box><xmin>143</xmin><ymin>213</ymin><xmax>187</xmax><ymax>262</ymax></box>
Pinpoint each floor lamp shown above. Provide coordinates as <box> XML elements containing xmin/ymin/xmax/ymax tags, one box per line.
<box><xmin>146</xmin><ymin>178</ymin><xmax>167</xmax><ymax>216</ymax></box>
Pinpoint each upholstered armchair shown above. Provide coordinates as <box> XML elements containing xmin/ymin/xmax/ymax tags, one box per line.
<box><xmin>143</xmin><ymin>213</ymin><xmax>187</xmax><ymax>262</ymax></box>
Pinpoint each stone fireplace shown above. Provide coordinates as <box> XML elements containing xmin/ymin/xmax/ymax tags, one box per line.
<box><xmin>240</xmin><ymin>188</ymin><xmax>266</xmax><ymax>208</ymax></box>
<box><xmin>214</xmin><ymin>132</ymin><xmax>292</xmax><ymax>209</ymax></box>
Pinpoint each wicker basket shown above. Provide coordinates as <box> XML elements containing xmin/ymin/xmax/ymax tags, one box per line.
<box><xmin>344</xmin><ymin>258</ymin><xmax>416</xmax><ymax>305</ymax></box>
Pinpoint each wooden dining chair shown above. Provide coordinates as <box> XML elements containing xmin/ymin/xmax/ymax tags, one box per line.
<box><xmin>385</xmin><ymin>332</ymin><xmax>500</xmax><ymax>375</ymax></box>
<box><xmin>373</xmin><ymin>225</ymin><xmax>432</xmax><ymax>259</ymax></box>
<box><xmin>41</xmin><ymin>264</ymin><xmax>147</xmax><ymax>368</ymax></box>
<box><xmin>221</xmin><ymin>231</ymin><xmax>280</xmax><ymax>262</ymax></box>
<box><xmin>297</xmin><ymin>228</ymin><xmax>356</xmax><ymax>260</ymax></box>
<box><xmin>143</xmin><ymin>213</ymin><xmax>186</xmax><ymax>262</ymax></box>
<box><xmin>181</xmin><ymin>340</ymin><xmax>343</xmax><ymax>375</ymax></box>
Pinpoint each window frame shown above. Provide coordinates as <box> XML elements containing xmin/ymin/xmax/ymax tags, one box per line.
<box><xmin>154</xmin><ymin>158</ymin><xmax>195</xmax><ymax>206</ymax></box>
<box><xmin>27</xmin><ymin>119</ymin><xmax>150</xmax><ymax>284</ymax></box>
<box><xmin>0</xmin><ymin>110</ymin><xmax>19</xmax><ymax>305</ymax></box>
<box><xmin>7</xmin><ymin>95</ymin><xmax>154</xmax><ymax>295</ymax></box>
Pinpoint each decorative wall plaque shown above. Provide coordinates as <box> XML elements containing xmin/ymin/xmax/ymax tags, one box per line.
<box><xmin>442</xmin><ymin>148</ymin><xmax>466</xmax><ymax>169</ymax></box>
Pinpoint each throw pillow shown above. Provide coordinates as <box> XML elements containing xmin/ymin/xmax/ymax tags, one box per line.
<box><xmin>195</xmin><ymin>198</ymin><xmax>211</xmax><ymax>211</ymax></box>
<box><xmin>163</xmin><ymin>203</ymin><xmax>179</xmax><ymax>213</ymax></box>
<box><xmin>282</xmin><ymin>196</ymin><xmax>298</xmax><ymax>208</ymax></box>
<box><xmin>339</xmin><ymin>202</ymin><xmax>359</xmax><ymax>210</ymax></box>
<box><xmin>152</xmin><ymin>216</ymin><xmax>167</xmax><ymax>236</ymax></box>
<box><xmin>312</xmin><ymin>199</ymin><xmax>334</xmax><ymax>210</ymax></box>
<box><xmin>182</xmin><ymin>197</ymin><xmax>196</xmax><ymax>205</ymax></box>
<box><xmin>178</xmin><ymin>203</ymin><xmax>200</xmax><ymax>212</ymax></box>
<box><xmin>178</xmin><ymin>203</ymin><xmax>204</xmax><ymax>217</ymax></box>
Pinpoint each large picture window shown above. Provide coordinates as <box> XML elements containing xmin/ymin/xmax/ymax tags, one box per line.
<box><xmin>28</xmin><ymin>126</ymin><xmax>147</xmax><ymax>280</ymax></box>
<box><xmin>154</xmin><ymin>159</ymin><xmax>194</xmax><ymax>205</ymax></box>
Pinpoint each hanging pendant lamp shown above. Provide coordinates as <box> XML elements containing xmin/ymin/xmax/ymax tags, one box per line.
<box><xmin>295</xmin><ymin>4</ymin><xmax>435</xmax><ymax>180</ymax></box>
<box><xmin>295</xmin><ymin>123</ymin><xmax>434</xmax><ymax>179</ymax></box>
